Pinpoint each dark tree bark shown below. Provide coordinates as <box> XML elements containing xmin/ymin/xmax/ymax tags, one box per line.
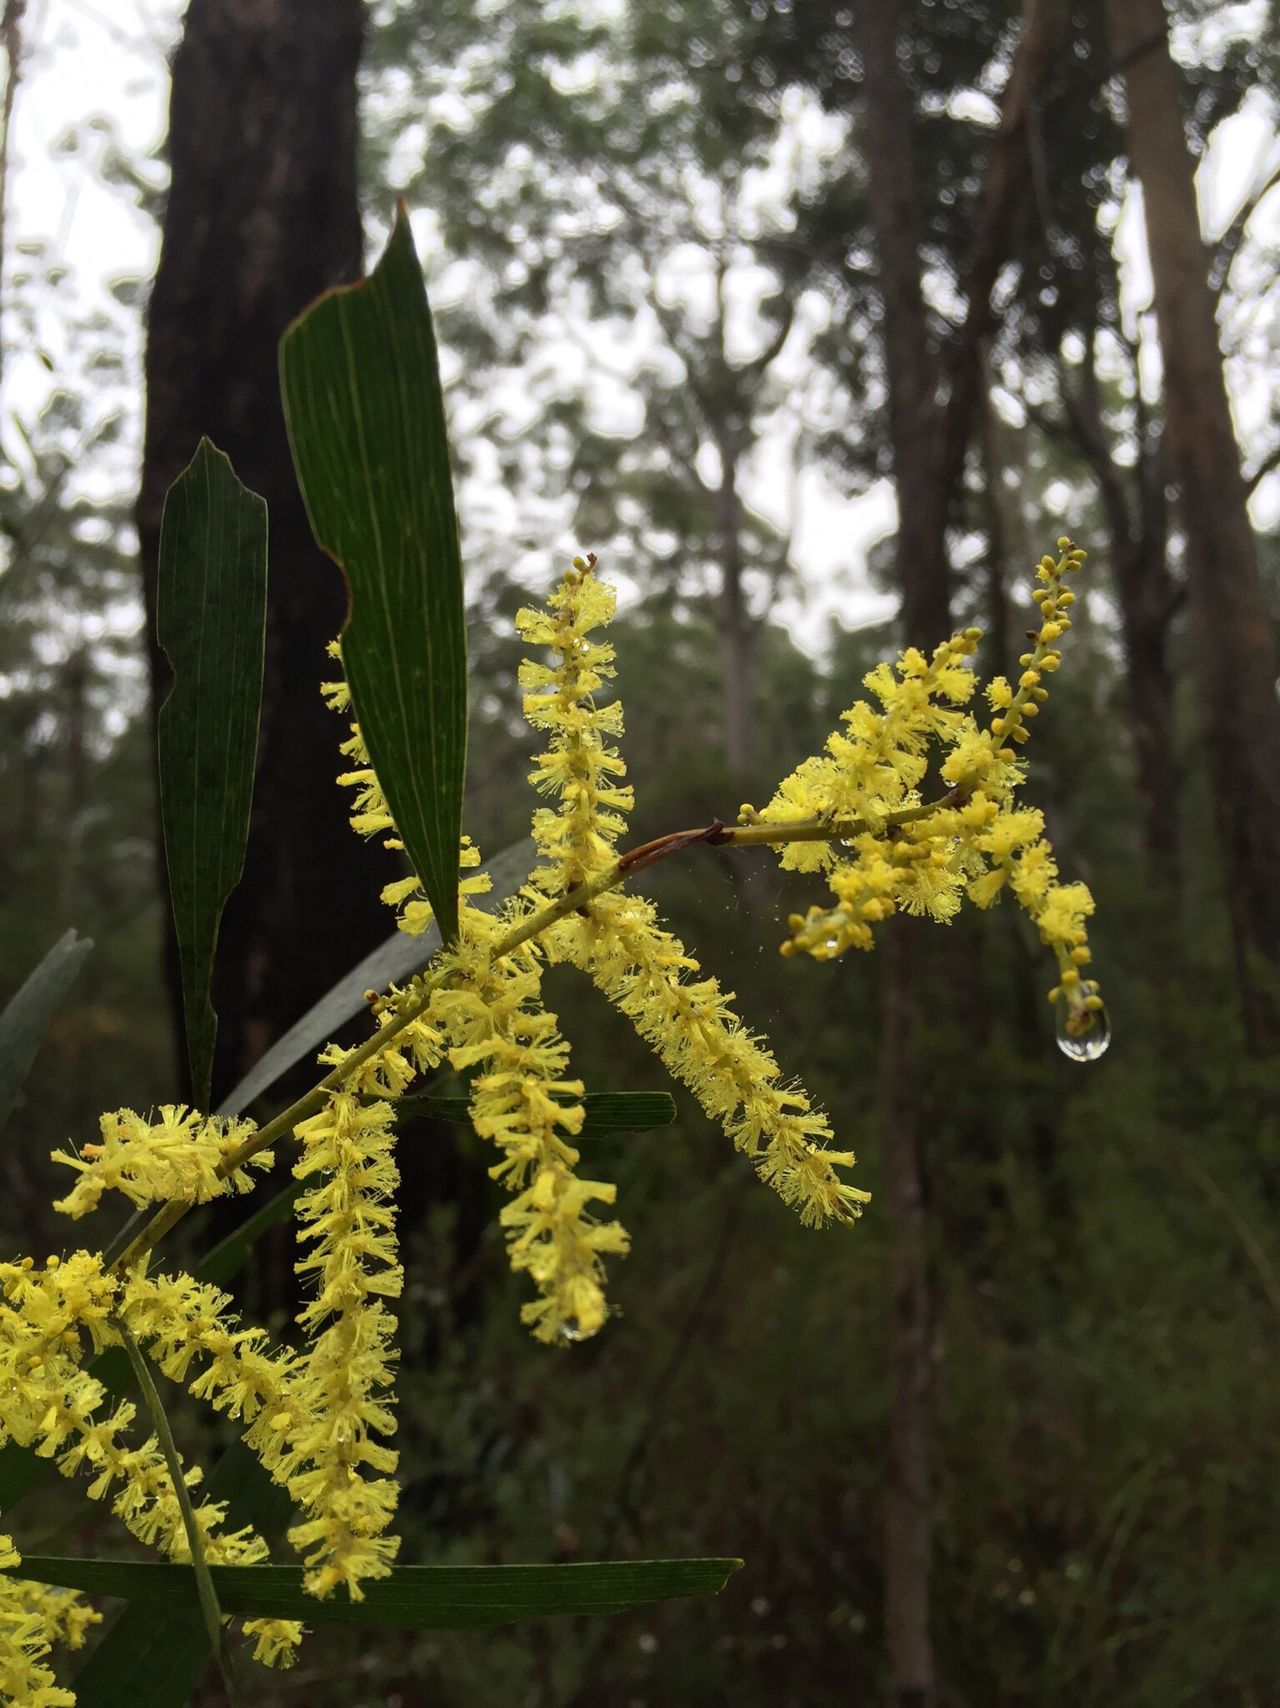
<box><xmin>852</xmin><ymin>13</ymin><xmax>942</xmax><ymax>1704</ymax></box>
<box><xmin>139</xmin><ymin>0</ymin><xmax>390</xmax><ymax>1100</ymax></box>
<box><xmin>851</xmin><ymin>4</ymin><xmax>1068</xmax><ymax>1702</ymax></box>
<box><xmin>1108</xmin><ymin>0</ymin><xmax>1280</xmax><ymax>1045</ymax></box>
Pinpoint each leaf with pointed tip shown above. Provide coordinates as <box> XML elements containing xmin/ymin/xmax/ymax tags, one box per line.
<box><xmin>216</xmin><ymin>837</ymin><xmax>533</xmax><ymax>1118</ymax></box>
<box><xmin>0</xmin><ymin>929</ymin><xmax>92</xmax><ymax>1133</ymax></box>
<box><xmin>12</xmin><ymin>1555</ymin><xmax>742</xmax><ymax>1630</ymax></box>
<box><xmin>157</xmin><ymin>439</ymin><xmax>267</xmax><ymax>1109</ymax></box>
<box><xmin>280</xmin><ymin>205</ymin><xmax>468</xmax><ymax>946</ymax></box>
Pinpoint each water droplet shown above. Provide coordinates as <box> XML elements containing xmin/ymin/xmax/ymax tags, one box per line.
<box><xmin>560</xmin><ymin>1318</ymin><xmax>586</xmax><ymax>1343</ymax></box>
<box><xmin>1055</xmin><ymin>996</ymin><xmax>1110</xmax><ymax>1063</ymax></box>
<box><xmin>823</xmin><ymin>935</ymin><xmax>840</xmax><ymax>953</ymax></box>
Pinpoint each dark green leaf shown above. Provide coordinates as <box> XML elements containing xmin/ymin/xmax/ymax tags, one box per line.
<box><xmin>395</xmin><ymin>1090</ymin><xmax>677</xmax><ymax>1138</ymax></box>
<box><xmin>0</xmin><ymin>929</ymin><xmax>92</xmax><ymax>1133</ymax></box>
<box><xmin>70</xmin><ymin>1437</ymin><xmax>294</xmax><ymax>1708</ymax></box>
<box><xmin>216</xmin><ymin>837</ymin><xmax>533</xmax><ymax>1117</ymax></box>
<box><xmin>280</xmin><ymin>205</ymin><xmax>468</xmax><ymax>946</ymax></box>
<box><xmin>14</xmin><ymin>1555</ymin><xmax>742</xmax><ymax>1629</ymax></box>
<box><xmin>73</xmin><ymin>1610</ymin><xmax>211</xmax><ymax>1708</ymax></box>
<box><xmin>157</xmin><ymin>439</ymin><xmax>267</xmax><ymax>1109</ymax></box>
<box><xmin>192</xmin><ymin>1178</ymin><xmax>306</xmax><ymax>1290</ymax></box>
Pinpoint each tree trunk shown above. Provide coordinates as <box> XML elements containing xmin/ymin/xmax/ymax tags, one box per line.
<box><xmin>852</xmin><ymin>3</ymin><xmax>1067</xmax><ymax>1698</ymax></box>
<box><xmin>1108</xmin><ymin>0</ymin><xmax>1280</xmax><ymax>1045</ymax></box>
<box><xmin>852</xmin><ymin>8</ymin><xmax>941</xmax><ymax>1702</ymax></box>
<box><xmin>877</xmin><ymin>917</ymin><xmax>935</xmax><ymax>1708</ymax></box>
<box><xmin>716</xmin><ymin>440</ymin><xmax>756</xmax><ymax>779</ymax></box>
<box><xmin>1060</xmin><ymin>336</ymin><xmax>1181</xmax><ymax>875</ymax></box>
<box><xmin>138</xmin><ymin>0</ymin><xmax>390</xmax><ymax>1100</ymax></box>
<box><xmin>855</xmin><ymin>0</ymin><xmax>948</xmax><ymax>648</ymax></box>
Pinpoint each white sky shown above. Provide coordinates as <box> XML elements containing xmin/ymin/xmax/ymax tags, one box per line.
<box><xmin>2</xmin><ymin>0</ymin><xmax>1277</xmax><ymax>668</ymax></box>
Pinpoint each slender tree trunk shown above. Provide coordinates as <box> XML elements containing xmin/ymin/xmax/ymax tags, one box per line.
<box><xmin>1112</xmin><ymin>425</ymin><xmax>1180</xmax><ymax>875</ymax></box>
<box><xmin>716</xmin><ymin>441</ymin><xmax>756</xmax><ymax>779</ymax></box>
<box><xmin>1061</xmin><ymin>338</ymin><xmax>1181</xmax><ymax>875</ymax></box>
<box><xmin>978</xmin><ymin>366</ymin><xmax>1017</xmax><ymax>681</ymax></box>
<box><xmin>56</xmin><ymin>647</ymin><xmax>88</xmax><ymax>928</ymax></box>
<box><xmin>853</xmin><ymin>8</ymin><xmax>941</xmax><ymax>1701</ymax></box>
<box><xmin>855</xmin><ymin>1</ymin><xmax>948</xmax><ymax>647</ymax></box>
<box><xmin>1108</xmin><ymin>0</ymin><xmax>1280</xmax><ymax>1045</ymax></box>
<box><xmin>139</xmin><ymin>0</ymin><xmax>389</xmax><ymax>1100</ymax></box>
<box><xmin>853</xmin><ymin>4</ymin><xmax>1066</xmax><ymax>1698</ymax></box>
<box><xmin>877</xmin><ymin>918</ymin><xmax>935</xmax><ymax>1708</ymax></box>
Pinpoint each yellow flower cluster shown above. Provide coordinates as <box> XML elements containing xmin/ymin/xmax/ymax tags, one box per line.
<box><xmin>0</xmin><ymin>1540</ymin><xmax>98</xmax><ymax>1708</ymax></box>
<box><xmin>322</xmin><ymin>579</ymin><xmax>632</xmax><ymax>1344</ymax></box>
<box><xmin>51</xmin><ymin>1105</ymin><xmax>272</xmax><ymax>1219</ymax></box>
<box><xmin>283</xmin><ymin>1087</ymin><xmax>403</xmax><ymax>1599</ymax></box>
<box><xmin>0</xmin><ymin>1534</ymin><xmax>97</xmax><ymax>1708</ymax></box>
<box><xmin>0</xmin><ymin>1251</ymin><xmax>305</xmax><ymax>1676</ymax></box>
<box><xmin>428</xmin><ymin>902</ymin><xmax>629</xmax><ymax>1343</ymax></box>
<box><xmin>556</xmin><ymin>891</ymin><xmax>870</xmax><ymax>1226</ymax></box>
<box><xmin>760</xmin><ymin>540</ymin><xmax>1104</xmax><ymax>1049</ymax></box>
<box><xmin>518</xmin><ymin>556</ymin><xmax>869</xmax><ymax>1227</ymax></box>
<box><xmin>515</xmin><ymin>557</ymin><xmax>634</xmax><ymax>889</ymax></box>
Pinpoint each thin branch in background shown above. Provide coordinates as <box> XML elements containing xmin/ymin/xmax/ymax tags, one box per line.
<box><xmin>1210</xmin><ymin>159</ymin><xmax>1280</xmax><ymax>300</ymax></box>
<box><xmin>1244</xmin><ymin>440</ymin><xmax>1280</xmax><ymax>497</ymax></box>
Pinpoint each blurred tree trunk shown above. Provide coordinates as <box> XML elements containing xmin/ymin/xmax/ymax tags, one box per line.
<box><xmin>1055</xmin><ymin>329</ymin><xmax>1181</xmax><ymax>876</ymax></box>
<box><xmin>716</xmin><ymin>435</ymin><xmax>757</xmax><ymax>779</ymax></box>
<box><xmin>854</xmin><ymin>3</ymin><xmax>1067</xmax><ymax>1701</ymax></box>
<box><xmin>138</xmin><ymin>0</ymin><xmax>390</xmax><ymax>1101</ymax></box>
<box><xmin>853</xmin><ymin>8</ymin><xmax>942</xmax><ymax>1702</ymax></box>
<box><xmin>1108</xmin><ymin>0</ymin><xmax>1280</xmax><ymax>1046</ymax></box>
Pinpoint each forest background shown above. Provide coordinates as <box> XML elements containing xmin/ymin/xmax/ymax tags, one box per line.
<box><xmin>2</xmin><ymin>0</ymin><xmax>1280</xmax><ymax>1703</ymax></box>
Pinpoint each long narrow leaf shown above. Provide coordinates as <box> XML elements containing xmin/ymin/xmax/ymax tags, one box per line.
<box><xmin>0</xmin><ymin>929</ymin><xmax>92</xmax><ymax>1133</ymax></box>
<box><xmin>217</xmin><ymin>837</ymin><xmax>533</xmax><ymax>1117</ymax></box>
<box><xmin>72</xmin><ymin>1612</ymin><xmax>210</xmax><ymax>1708</ymax></box>
<box><xmin>280</xmin><ymin>205</ymin><xmax>468</xmax><ymax>945</ymax></box>
<box><xmin>14</xmin><ymin>1555</ymin><xmax>742</xmax><ymax>1628</ymax></box>
<box><xmin>396</xmin><ymin>1090</ymin><xmax>677</xmax><ymax>1138</ymax></box>
<box><xmin>157</xmin><ymin>439</ymin><xmax>267</xmax><ymax>1109</ymax></box>
<box><xmin>193</xmin><ymin>1178</ymin><xmax>306</xmax><ymax>1290</ymax></box>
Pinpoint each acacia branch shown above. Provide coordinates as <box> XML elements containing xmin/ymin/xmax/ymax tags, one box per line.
<box><xmin>104</xmin><ymin>792</ymin><xmax>958</xmax><ymax>1273</ymax></box>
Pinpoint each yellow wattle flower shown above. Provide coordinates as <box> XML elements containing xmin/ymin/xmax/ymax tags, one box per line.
<box><xmin>50</xmin><ymin>1105</ymin><xmax>271</xmax><ymax>1220</ymax></box>
<box><xmin>761</xmin><ymin>540</ymin><xmax>1104</xmax><ymax>1052</ymax></box>
<box><xmin>515</xmin><ymin>554</ymin><xmax>634</xmax><ymax>889</ymax></box>
<box><xmin>520</xmin><ymin>556</ymin><xmax>869</xmax><ymax>1225</ymax></box>
<box><xmin>426</xmin><ymin>897</ymin><xmax>629</xmax><ymax>1343</ymax></box>
<box><xmin>285</xmin><ymin>1087</ymin><xmax>403</xmax><ymax>1600</ymax></box>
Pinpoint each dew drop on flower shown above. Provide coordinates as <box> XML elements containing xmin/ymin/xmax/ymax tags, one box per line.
<box><xmin>560</xmin><ymin>1318</ymin><xmax>587</xmax><ymax>1343</ymax></box>
<box><xmin>823</xmin><ymin>936</ymin><xmax>840</xmax><ymax>953</ymax></box>
<box><xmin>1055</xmin><ymin>998</ymin><xmax>1110</xmax><ymax>1063</ymax></box>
